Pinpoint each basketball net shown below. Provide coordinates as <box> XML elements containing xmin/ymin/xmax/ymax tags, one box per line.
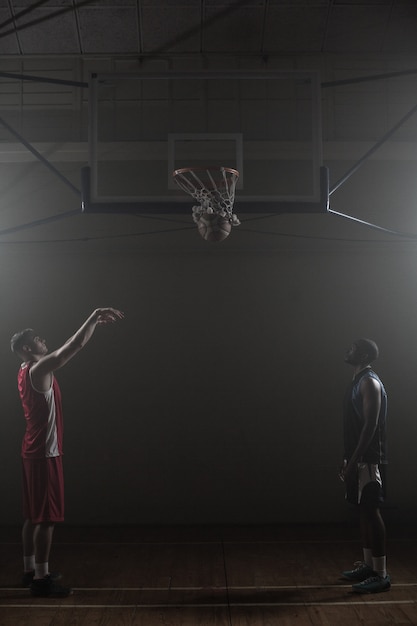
<box><xmin>173</xmin><ymin>167</ymin><xmax>241</xmax><ymax>228</ymax></box>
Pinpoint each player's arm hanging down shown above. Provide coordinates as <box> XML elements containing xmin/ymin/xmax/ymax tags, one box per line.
<box><xmin>341</xmin><ymin>376</ymin><xmax>381</xmax><ymax>483</ymax></box>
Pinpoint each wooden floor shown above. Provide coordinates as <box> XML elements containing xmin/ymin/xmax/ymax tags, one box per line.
<box><xmin>1</xmin><ymin>523</ymin><xmax>417</xmax><ymax>625</ymax></box>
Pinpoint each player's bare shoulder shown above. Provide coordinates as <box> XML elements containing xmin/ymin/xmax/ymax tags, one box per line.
<box><xmin>30</xmin><ymin>358</ymin><xmax>54</xmax><ymax>393</ymax></box>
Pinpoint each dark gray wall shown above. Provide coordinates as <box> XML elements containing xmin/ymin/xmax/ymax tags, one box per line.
<box><xmin>1</xmin><ymin>52</ymin><xmax>417</xmax><ymax>525</ymax></box>
<box><xmin>2</xmin><ymin>223</ymin><xmax>417</xmax><ymax>525</ymax></box>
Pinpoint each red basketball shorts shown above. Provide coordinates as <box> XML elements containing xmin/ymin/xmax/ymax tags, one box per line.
<box><xmin>22</xmin><ymin>456</ymin><xmax>65</xmax><ymax>524</ymax></box>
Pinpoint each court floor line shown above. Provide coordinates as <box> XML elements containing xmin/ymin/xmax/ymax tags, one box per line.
<box><xmin>2</xmin><ymin>582</ymin><xmax>417</xmax><ymax>591</ymax></box>
<box><xmin>1</xmin><ymin>600</ymin><xmax>417</xmax><ymax>609</ymax></box>
<box><xmin>4</xmin><ymin>537</ymin><xmax>417</xmax><ymax>546</ymax></box>
<box><xmin>0</xmin><ymin>581</ymin><xmax>417</xmax><ymax>593</ymax></box>
<box><xmin>0</xmin><ymin>539</ymin><xmax>362</xmax><ymax>546</ymax></box>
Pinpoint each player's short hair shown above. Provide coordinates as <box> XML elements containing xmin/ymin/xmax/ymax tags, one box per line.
<box><xmin>10</xmin><ymin>329</ymin><xmax>35</xmax><ymax>355</ymax></box>
<box><xmin>354</xmin><ymin>338</ymin><xmax>379</xmax><ymax>363</ymax></box>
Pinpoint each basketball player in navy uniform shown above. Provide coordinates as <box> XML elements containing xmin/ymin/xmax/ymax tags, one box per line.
<box><xmin>339</xmin><ymin>338</ymin><xmax>390</xmax><ymax>593</ymax></box>
<box><xmin>11</xmin><ymin>307</ymin><xmax>124</xmax><ymax>597</ymax></box>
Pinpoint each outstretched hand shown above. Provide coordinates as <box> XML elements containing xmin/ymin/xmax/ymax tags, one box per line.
<box><xmin>94</xmin><ymin>308</ymin><xmax>125</xmax><ymax>325</ymax></box>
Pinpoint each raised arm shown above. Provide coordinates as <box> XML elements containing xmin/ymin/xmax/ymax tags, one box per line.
<box><xmin>31</xmin><ymin>308</ymin><xmax>124</xmax><ymax>391</ymax></box>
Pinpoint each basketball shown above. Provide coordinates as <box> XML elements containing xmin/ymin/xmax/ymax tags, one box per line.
<box><xmin>197</xmin><ymin>213</ymin><xmax>232</xmax><ymax>242</ymax></box>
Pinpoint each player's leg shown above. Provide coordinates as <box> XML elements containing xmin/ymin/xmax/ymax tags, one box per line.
<box><xmin>351</xmin><ymin>482</ymin><xmax>390</xmax><ymax>593</ymax></box>
<box><xmin>366</xmin><ymin>505</ymin><xmax>386</xmax><ymax>560</ymax></box>
<box><xmin>21</xmin><ymin>460</ymin><xmax>36</xmax><ymax>586</ymax></box>
<box><xmin>26</xmin><ymin>457</ymin><xmax>72</xmax><ymax>597</ymax></box>
<box><xmin>360</xmin><ymin>478</ymin><xmax>387</xmax><ymax>564</ymax></box>
<box><xmin>21</xmin><ymin>518</ymin><xmax>36</xmax><ymax>586</ymax></box>
<box><xmin>22</xmin><ymin>518</ymin><xmax>34</xmax><ymax>555</ymax></box>
<box><xmin>341</xmin><ymin>469</ymin><xmax>374</xmax><ymax>582</ymax></box>
<box><xmin>33</xmin><ymin>522</ymin><xmax>55</xmax><ymax>579</ymax></box>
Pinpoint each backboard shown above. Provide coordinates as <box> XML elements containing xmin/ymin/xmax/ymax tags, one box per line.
<box><xmin>82</xmin><ymin>70</ymin><xmax>328</xmax><ymax>215</ymax></box>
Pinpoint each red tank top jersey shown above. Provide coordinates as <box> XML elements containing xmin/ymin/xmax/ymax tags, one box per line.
<box><xmin>17</xmin><ymin>362</ymin><xmax>64</xmax><ymax>459</ymax></box>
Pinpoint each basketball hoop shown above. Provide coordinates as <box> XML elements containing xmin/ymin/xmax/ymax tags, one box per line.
<box><xmin>172</xmin><ymin>166</ymin><xmax>240</xmax><ymax>242</ymax></box>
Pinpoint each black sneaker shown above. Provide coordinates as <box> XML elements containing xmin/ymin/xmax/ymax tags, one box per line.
<box><xmin>352</xmin><ymin>574</ymin><xmax>391</xmax><ymax>594</ymax></box>
<box><xmin>22</xmin><ymin>570</ymin><xmax>62</xmax><ymax>588</ymax></box>
<box><xmin>341</xmin><ymin>561</ymin><xmax>375</xmax><ymax>582</ymax></box>
<box><xmin>30</xmin><ymin>575</ymin><xmax>73</xmax><ymax>597</ymax></box>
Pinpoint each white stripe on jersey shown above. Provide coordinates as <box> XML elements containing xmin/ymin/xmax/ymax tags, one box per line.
<box><xmin>29</xmin><ymin>368</ymin><xmax>59</xmax><ymax>458</ymax></box>
<box><xmin>44</xmin><ymin>386</ymin><xmax>59</xmax><ymax>457</ymax></box>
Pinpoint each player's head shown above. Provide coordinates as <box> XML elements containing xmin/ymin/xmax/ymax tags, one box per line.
<box><xmin>345</xmin><ymin>338</ymin><xmax>379</xmax><ymax>366</ymax></box>
<box><xmin>10</xmin><ymin>329</ymin><xmax>47</xmax><ymax>360</ymax></box>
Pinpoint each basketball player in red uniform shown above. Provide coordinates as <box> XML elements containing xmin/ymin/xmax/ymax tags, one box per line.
<box><xmin>11</xmin><ymin>307</ymin><xmax>124</xmax><ymax>597</ymax></box>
